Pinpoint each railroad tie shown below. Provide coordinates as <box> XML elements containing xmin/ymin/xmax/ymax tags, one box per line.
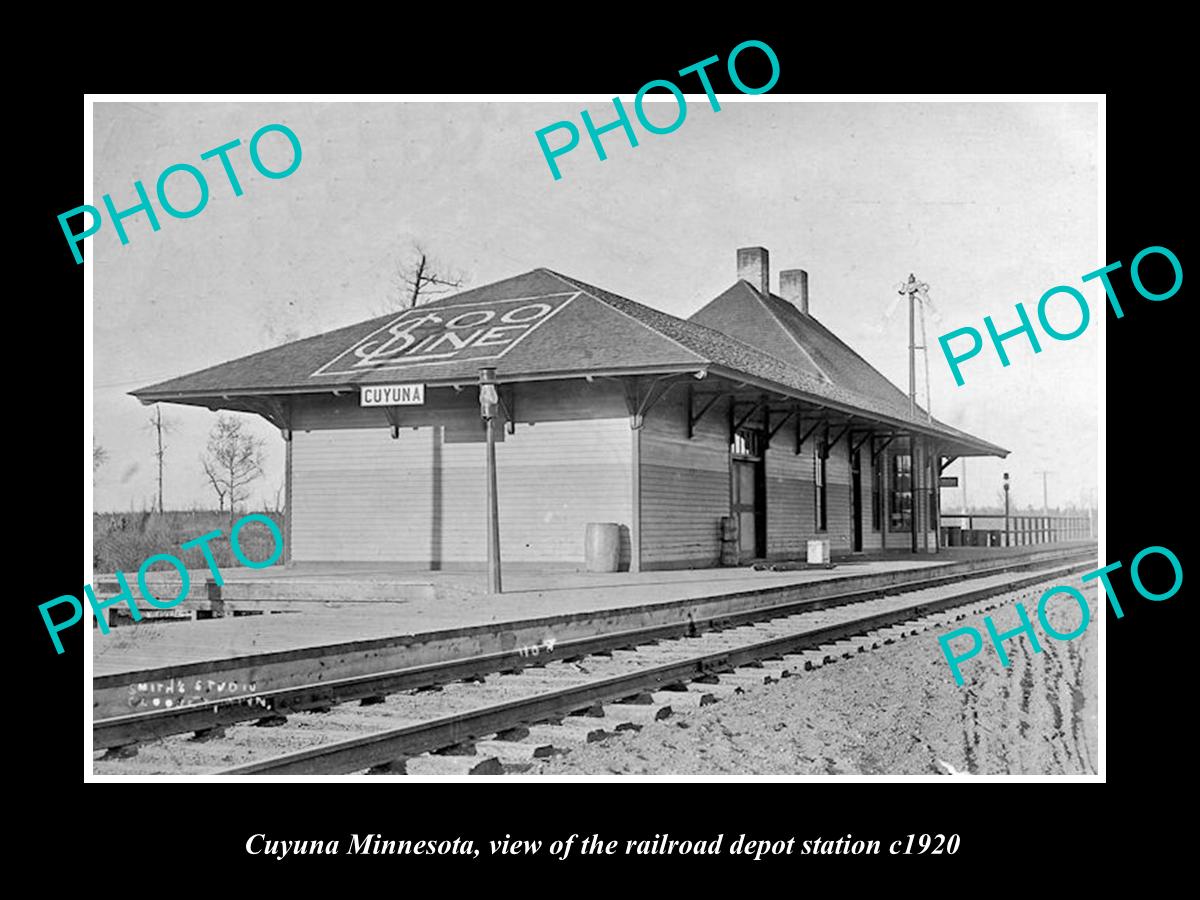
<box><xmin>716</xmin><ymin>669</ymin><xmax>774</xmax><ymax>688</ymax></box>
<box><xmin>739</xmin><ymin>625</ymin><xmax>782</xmax><ymax>639</ymax></box>
<box><xmin>599</xmin><ymin>703</ymin><xmax>673</xmax><ymax>729</ymax></box>
<box><xmin>829</xmin><ymin>640</ymin><xmax>861</xmax><ymax>659</ymax></box>
<box><xmin>403</xmin><ymin>754</ymin><xmax>504</xmax><ymax>776</ymax></box>
<box><xmin>473</xmin><ymin>739</ymin><xmax>560</xmax><ymax>762</ymax></box>
<box><xmin>686</xmin><ymin>681</ymin><xmax>743</xmax><ymax>698</ymax></box>
<box><xmin>503</xmin><ymin>671</ymin><xmax>594</xmax><ymax>689</ymax></box>
<box><xmin>100</xmin><ymin>744</ymin><xmax>139</xmax><ymax>760</ymax></box>
<box><xmin>567</xmin><ymin>702</ymin><xmax>606</xmax><ymax>718</ymax></box>
<box><xmin>648</xmin><ymin>645</ymin><xmax>722</xmax><ymax>660</ymax></box>
<box><xmin>651</xmin><ymin>690</ymin><xmax>715</xmax><ymax>708</ymax></box>
<box><xmin>779</xmin><ymin>652</ymin><xmax>816</xmax><ymax>671</ymax></box>
<box><xmin>610</xmin><ymin>648</ymin><xmax>647</xmax><ymax>660</ymax></box>
<box><xmin>752</xmin><ymin>665</ymin><xmax>791</xmax><ymax>682</ymax></box>
<box><xmin>526</xmin><ymin>720</ymin><xmax>616</xmax><ymax>746</ymax></box>
<box><xmin>433</xmin><ymin>742</ymin><xmax>477</xmax><ymax>757</ymax></box>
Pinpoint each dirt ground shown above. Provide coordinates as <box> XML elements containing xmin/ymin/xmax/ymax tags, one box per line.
<box><xmin>539</xmin><ymin>596</ymin><xmax>1098</xmax><ymax>776</ymax></box>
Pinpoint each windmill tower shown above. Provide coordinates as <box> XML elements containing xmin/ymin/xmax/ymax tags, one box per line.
<box><xmin>885</xmin><ymin>273</ymin><xmax>941</xmax><ymax>422</ymax></box>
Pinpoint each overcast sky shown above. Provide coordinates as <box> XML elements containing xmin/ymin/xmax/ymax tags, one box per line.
<box><xmin>91</xmin><ymin>99</ymin><xmax>1098</xmax><ymax>513</ymax></box>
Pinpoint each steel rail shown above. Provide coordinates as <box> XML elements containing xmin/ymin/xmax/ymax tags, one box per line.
<box><xmin>218</xmin><ymin>561</ymin><xmax>1093</xmax><ymax>775</ymax></box>
<box><xmin>94</xmin><ymin>548</ymin><xmax>1094</xmax><ymax>749</ymax></box>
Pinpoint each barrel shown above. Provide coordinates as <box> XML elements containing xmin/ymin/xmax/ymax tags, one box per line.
<box><xmin>585</xmin><ymin>522</ymin><xmax>621</xmax><ymax>573</ymax></box>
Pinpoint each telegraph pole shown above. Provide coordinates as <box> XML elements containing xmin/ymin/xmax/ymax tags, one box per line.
<box><xmin>904</xmin><ymin>275</ymin><xmax>916</xmax><ymax>419</ymax></box>
<box><xmin>1034</xmin><ymin>470</ymin><xmax>1051</xmax><ymax>514</ymax></box>
<box><xmin>898</xmin><ymin>274</ymin><xmax>930</xmax><ymax>421</ymax></box>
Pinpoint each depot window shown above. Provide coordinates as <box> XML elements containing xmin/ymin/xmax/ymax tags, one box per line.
<box><xmin>890</xmin><ymin>453</ymin><xmax>912</xmax><ymax>531</ymax></box>
<box><xmin>732</xmin><ymin>428</ymin><xmax>762</xmax><ymax>459</ymax></box>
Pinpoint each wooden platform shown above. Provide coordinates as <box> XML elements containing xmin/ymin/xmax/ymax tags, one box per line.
<box><xmin>91</xmin><ymin>545</ymin><xmax>1096</xmax><ymax>720</ymax></box>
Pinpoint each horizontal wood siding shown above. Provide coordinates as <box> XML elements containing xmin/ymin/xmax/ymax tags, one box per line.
<box><xmin>765</xmin><ymin>430</ymin><xmax>810</xmax><ymax>559</ymax></box>
<box><xmin>291</xmin><ymin>381</ymin><xmax>632</xmax><ymax>565</ymax></box>
<box><xmin>496</xmin><ymin>418</ymin><xmax>631</xmax><ymax>565</ymax></box>
<box><xmin>765</xmin><ymin>426</ymin><xmax>853</xmax><ymax>557</ymax></box>
<box><xmin>290</xmin><ymin>379</ymin><xmax>629</xmax><ymax>432</ymax></box>
<box><xmin>640</xmin><ymin>392</ymin><xmax>730</xmax><ymax>569</ymax></box>
<box><xmin>825</xmin><ymin>438</ymin><xmax>852</xmax><ymax>552</ymax></box>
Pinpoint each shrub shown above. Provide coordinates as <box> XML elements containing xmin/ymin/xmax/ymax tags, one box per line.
<box><xmin>93</xmin><ymin>510</ymin><xmax>284</xmax><ymax>574</ymax></box>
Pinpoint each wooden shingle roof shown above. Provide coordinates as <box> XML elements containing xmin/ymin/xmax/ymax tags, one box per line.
<box><xmin>134</xmin><ymin>267</ymin><xmax>1007</xmax><ymax>455</ymax></box>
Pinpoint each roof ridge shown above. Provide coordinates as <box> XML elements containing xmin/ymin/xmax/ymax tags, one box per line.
<box><xmin>544</xmin><ymin>269</ymin><xmax>838</xmax><ymax>387</ymax></box>
<box><xmin>783</xmin><ymin>299</ymin><xmax>931</xmax><ymax>417</ymax></box>
<box><xmin>752</xmin><ymin>287</ymin><xmax>834</xmax><ymax>384</ymax></box>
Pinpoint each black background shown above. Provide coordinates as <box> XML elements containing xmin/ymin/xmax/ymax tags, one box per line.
<box><xmin>22</xmin><ymin>22</ymin><xmax>1187</xmax><ymax>884</ymax></box>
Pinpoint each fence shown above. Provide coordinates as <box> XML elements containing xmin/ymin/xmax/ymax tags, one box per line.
<box><xmin>940</xmin><ymin>512</ymin><xmax>1093</xmax><ymax>548</ymax></box>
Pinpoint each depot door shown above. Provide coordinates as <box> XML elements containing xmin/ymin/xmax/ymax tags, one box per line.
<box><xmin>731</xmin><ymin>428</ymin><xmax>766</xmax><ymax>561</ymax></box>
<box><xmin>851</xmin><ymin>449</ymin><xmax>864</xmax><ymax>552</ymax></box>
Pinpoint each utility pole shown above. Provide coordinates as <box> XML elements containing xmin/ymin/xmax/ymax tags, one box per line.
<box><xmin>904</xmin><ymin>275</ymin><xmax>916</xmax><ymax>419</ymax></box>
<box><xmin>1034</xmin><ymin>469</ymin><xmax>1051</xmax><ymax>514</ymax></box>
<box><xmin>897</xmin><ymin>274</ymin><xmax>930</xmax><ymax>421</ymax></box>
<box><xmin>908</xmin><ymin>279</ymin><xmax>916</xmax><ymax>420</ymax></box>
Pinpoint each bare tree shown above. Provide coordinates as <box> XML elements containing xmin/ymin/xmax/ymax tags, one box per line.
<box><xmin>200</xmin><ymin>415</ymin><xmax>265</xmax><ymax>532</ymax></box>
<box><xmin>145</xmin><ymin>405</ymin><xmax>177</xmax><ymax>513</ymax></box>
<box><xmin>203</xmin><ymin>462</ymin><xmax>228</xmax><ymax>513</ymax></box>
<box><xmin>264</xmin><ymin>479</ymin><xmax>285</xmax><ymax>515</ymax></box>
<box><xmin>392</xmin><ymin>242</ymin><xmax>466</xmax><ymax>309</ymax></box>
<box><xmin>93</xmin><ymin>440</ymin><xmax>108</xmax><ymax>472</ymax></box>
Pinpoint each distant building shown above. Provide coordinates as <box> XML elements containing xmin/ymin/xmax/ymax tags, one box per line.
<box><xmin>135</xmin><ymin>247</ymin><xmax>1007</xmax><ymax>570</ymax></box>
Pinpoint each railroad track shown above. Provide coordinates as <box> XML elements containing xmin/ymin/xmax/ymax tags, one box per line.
<box><xmin>93</xmin><ymin>548</ymin><xmax>1093</xmax><ymax>751</ymax></box>
<box><xmin>91</xmin><ymin>553</ymin><xmax>1095</xmax><ymax>775</ymax></box>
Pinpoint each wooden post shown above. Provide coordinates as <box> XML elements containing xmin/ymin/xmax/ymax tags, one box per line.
<box><xmin>630</xmin><ymin>421</ymin><xmax>642</xmax><ymax>574</ymax></box>
<box><xmin>933</xmin><ymin>449</ymin><xmax>942</xmax><ymax>553</ymax></box>
<box><xmin>283</xmin><ymin>431</ymin><xmax>293</xmax><ymax>566</ymax></box>
<box><xmin>479</xmin><ymin>367</ymin><xmax>502</xmax><ymax>594</ymax></box>
<box><xmin>910</xmin><ymin>437</ymin><xmax>918</xmax><ymax>554</ymax></box>
<box><xmin>1003</xmin><ymin>473</ymin><xmax>1011</xmax><ymax>548</ymax></box>
<box><xmin>880</xmin><ymin>440</ymin><xmax>888</xmax><ymax>551</ymax></box>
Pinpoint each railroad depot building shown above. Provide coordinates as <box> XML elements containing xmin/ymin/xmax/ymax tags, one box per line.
<box><xmin>134</xmin><ymin>247</ymin><xmax>1007</xmax><ymax>572</ymax></box>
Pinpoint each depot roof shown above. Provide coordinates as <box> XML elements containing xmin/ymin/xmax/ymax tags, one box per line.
<box><xmin>692</xmin><ymin>281</ymin><xmax>946</xmax><ymax>434</ymax></box>
<box><xmin>133</xmin><ymin>267</ymin><xmax>1007</xmax><ymax>456</ymax></box>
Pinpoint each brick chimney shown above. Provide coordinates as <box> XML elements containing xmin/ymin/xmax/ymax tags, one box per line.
<box><xmin>780</xmin><ymin>269</ymin><xmax>809</xmax><ymax>314</ymax></box>
<box><xmin>737</xmin><ymin>247</ymin><xmax>769</xmax><ymax>297</ymax></box>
